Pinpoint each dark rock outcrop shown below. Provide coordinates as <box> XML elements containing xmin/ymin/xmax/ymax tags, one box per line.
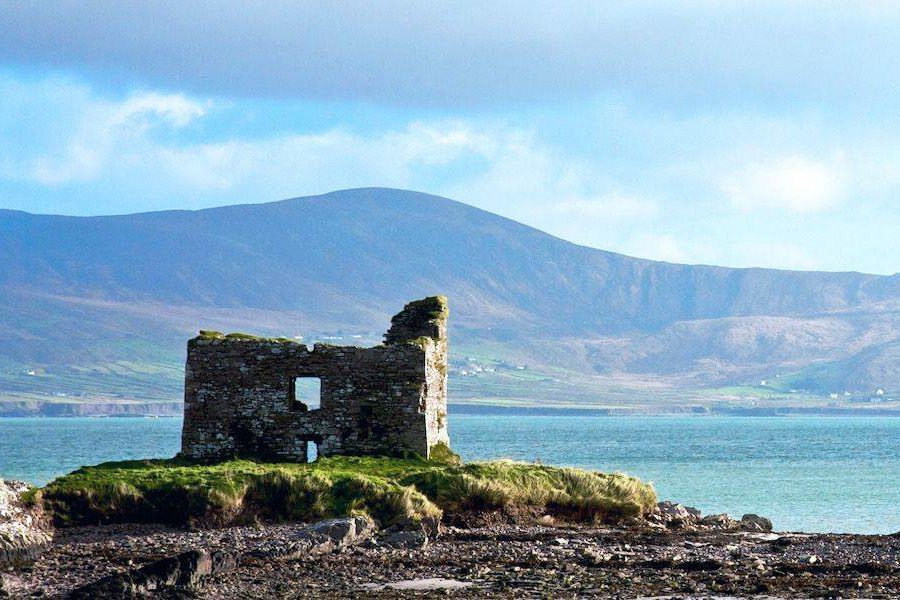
<box><xmin>67</xmin><ymin>549</ymin><xmax>237</xmax><ymax>599</ymax></box>
<box><xmin>650</xmin><ymin>500</ymin><xmax>774</xmax><ymax>533</ymax></box>
<box><xmin>68</xmin><ymin>516</ymin><xmax>377</xmax><ymax>598</ymax></box>
<box><xmin>251</xmin><ymin>515</ymin><xmax>376</xmax><ymax>560</ymax></box>
<box><xmin>741</xmin><ymin>513</ymin><xmax>774</xmax><ymax>532</ymax></box>
<box><xmin>380</xmin><ymin>529</ymin><xmax>429</xmax><ymax>549</ymax></box>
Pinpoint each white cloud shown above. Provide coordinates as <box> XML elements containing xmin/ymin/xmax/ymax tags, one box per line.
<box><xmin>3</xmin><ymin>82</ymin><xmax>662</xmax><ymax>247</ymax></box>
<box><xmin>621</xmin><ymin>233</ymin><xmax>690</xmax><ymax>263</ymax></box>
<box><xmin>111</xmin><ymin>93</ymin><xmax>207</xmax><ymax>128</ymax></box>
<box><xmin>22</xmin><ymin>91</ymin><xmax>207</xmax><ymax>185</ymax></box>
<box><xmin>719</xmin><ymin>155</ymin><xmax>843</xmax><ymax>213</ymax></box>
<box><xmin>614</xmin><ymin>234</ymin><xmax>821</xmax><ymax>271</ymax></box>
<box><xmin>546</xmin><ymin>192</ymin><xmax>658</xmax><ymax>219</ymax></box>
<box><xmin>2</xmin><ymin>78</ymin><xmax>637</xmax><ymax>222</ymax></box>
<box><xmin>151</xmin><ymin>122</ymin><xmax>497</xmax><ymax>194</ymax></box>
<box><xmin>731</xmin><ymin>241</ymin><xmax>820</xmax><ymax>271</ymax></box>
<box><xmin>94</xmin><ymin>115</ymin><xmax>648</xmax><ymax>238</ymax></box>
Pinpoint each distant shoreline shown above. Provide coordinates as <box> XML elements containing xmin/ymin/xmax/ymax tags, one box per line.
<box><xmin>2</xmin><ymin>400</ymin><xmax>900</xmax><ymax>418</ymax></box>
<box><xmin>451</xmin><ymin>404</ymin><xmax>900</xmax><ymax>417</ymax></box>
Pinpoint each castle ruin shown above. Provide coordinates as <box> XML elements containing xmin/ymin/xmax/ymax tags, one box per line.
<box><xmin>180</xmin><ymin>296</ymin><xmax>449</xmax><ymax>462</ymax></box>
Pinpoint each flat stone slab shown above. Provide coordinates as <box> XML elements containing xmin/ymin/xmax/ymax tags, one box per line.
<box><xmin>362</xmin><ymin>577</ymin><xmax>473</xmax><ymax>591</ymax></box>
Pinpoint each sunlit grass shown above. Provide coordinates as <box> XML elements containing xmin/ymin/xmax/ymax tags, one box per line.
<box><xmin>35</xmin><ymin>454</ymin><xmax>656</xmax><ymax>529</ymax></box>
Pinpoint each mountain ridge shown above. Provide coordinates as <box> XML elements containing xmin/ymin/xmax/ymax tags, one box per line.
<box><xmin>2</xmin><ymin>187</ymin><xmax>899</xmax><ymax>412</ymax></box>
<box><xmin>3</xmin><ymin>187</ymin><xmax>895</xmax><ymax>277</ymax></box>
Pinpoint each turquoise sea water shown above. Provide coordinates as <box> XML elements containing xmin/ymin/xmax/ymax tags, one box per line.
<box><xmin>1</xmin><ymin>415</ymin><xmax>897</xmax><ymax>534</ymax></box>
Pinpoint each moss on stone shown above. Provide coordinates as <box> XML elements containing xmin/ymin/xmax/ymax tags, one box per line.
<box><xmin>428</xmin><ymin>441</ymin><xmax>460</xmax><ymax>465</ymax></box>
<box><xmin>194</xmin><ymin>331</ymin><xmax>300</xmax><ymax>343</ymax></box>
<box><xmin>399</xmin><ymin>295</ymin><xmax>448</xmax><ymax>325</ymax></box>
<box><xmin>224</xmin><ymin>332</ymin><xmax>263</xmax><ymax>340</ymax></box>
<box><xmin>197</xmin><ymin>330</ymin><xmax>224</xmax><ymax>339</ymax></box>
<box><xmin>424</xmin><ymin>295</ymin><xmax>449</xmax><ymax>321</ymax></box>
<box><xmin>435</xmin><ymin>408</ymin><xmax>448</xmax><ymax>431</ymax></box>
<box><xmin>405</xmin><ymin>336</ymin><xmax>433</xmax><ymax>349</ymax></box>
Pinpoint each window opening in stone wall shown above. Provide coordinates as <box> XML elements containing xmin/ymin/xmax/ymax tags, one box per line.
<box><xmin>291</xmin><ymin>377</ymin><xmax>321</xmax><ymax>411</ymax></box>
<box><xmin>307</xmin><ymin>440</ymin><xmax>319</xmax><ymax>462</ymax></box>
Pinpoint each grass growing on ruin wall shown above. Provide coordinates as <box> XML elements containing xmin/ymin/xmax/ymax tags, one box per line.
<box><xmin>34</xmin><ymin>456</ymin><xmax>656</xmax><ymax>529</ymax></box>
<box><xmin>195</xmin><ymin>330</ymin><xmax>299</xmax><ymax>343</ymax></box>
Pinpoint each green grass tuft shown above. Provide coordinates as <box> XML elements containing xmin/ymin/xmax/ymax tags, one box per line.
<box><xmin>194</xmin><ymin>331</ymin><xmax>300</xmax><ymax>343</ymax></box>
<box><xmin>223</xmin><ymin>332</ymin><xmax>262</xmax><ymax>340</ymax></box>
<box><xmin>38</xmin><ymin>455</ymin><xmax>655</xmax><ymax>529</ymax></box>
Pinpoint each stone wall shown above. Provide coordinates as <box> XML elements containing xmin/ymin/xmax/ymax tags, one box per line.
<box><xmin>180</xmin><ymin>296</ymin><xmax>449</xmax><ymax>462</ymax></box>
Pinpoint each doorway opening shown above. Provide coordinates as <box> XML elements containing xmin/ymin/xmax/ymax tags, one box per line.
<box><xmin>307</xmin><ymin>440</ymin><xmax>319</xmax><ymax>462</ymax></box>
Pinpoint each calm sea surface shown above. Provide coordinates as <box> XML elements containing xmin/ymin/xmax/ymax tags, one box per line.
<box><xmin>1</xmin><ymin>415</ymin><xmax>897</xmax><ymax>534</ymax></box>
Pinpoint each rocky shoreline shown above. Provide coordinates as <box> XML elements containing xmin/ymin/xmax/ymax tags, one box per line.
<box><xmin>2</xmin><ymin>499</ymin><xmax>898</xmax><ymax>598</ymax></box>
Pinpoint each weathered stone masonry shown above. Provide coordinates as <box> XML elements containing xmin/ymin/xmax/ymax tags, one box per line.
<box><xmin>180</xmin><ymin>296</ymin><xmax>450</xmax><ymax>462</ymax></box>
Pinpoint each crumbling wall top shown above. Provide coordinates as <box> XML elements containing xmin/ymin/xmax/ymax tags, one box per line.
<box><xmin>384</xmin><ymin>295</ymin><xmax>448</xmax><ymax>345</ymax></box>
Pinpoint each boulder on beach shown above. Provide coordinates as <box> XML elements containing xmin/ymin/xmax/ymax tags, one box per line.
<box><xmin>652</xmin><ymin>501</ymin><xmax>774</xmax><ymax>533</ymax></box>
<box><xmin>740</xmin><ymin>513</ymin><xmax>774</xmax><ymax>532</ymax></box>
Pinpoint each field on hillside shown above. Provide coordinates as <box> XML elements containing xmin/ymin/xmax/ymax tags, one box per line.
<box><xmin>3</xmin><ymin>335</ymin><xmax>898</xmax><ymax>415</ymax></box>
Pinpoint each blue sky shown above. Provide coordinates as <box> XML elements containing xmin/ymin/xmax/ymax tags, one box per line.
<box><xmin>1</xmin><ymin>1</ymin><xmax>900</xmax><ymax>274</ymax></box>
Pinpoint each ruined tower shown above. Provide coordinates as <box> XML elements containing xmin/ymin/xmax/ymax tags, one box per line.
<box><xmin>180</xmin><ymin>296</ymin><xmax>449</xmax><ymax>462</ymax></box>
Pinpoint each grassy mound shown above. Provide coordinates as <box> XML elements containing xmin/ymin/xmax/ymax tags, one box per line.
<box><xmin>34</xmin><ymin>456</ymin><xmax>656</xmax><ymax>529</ymax></box>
